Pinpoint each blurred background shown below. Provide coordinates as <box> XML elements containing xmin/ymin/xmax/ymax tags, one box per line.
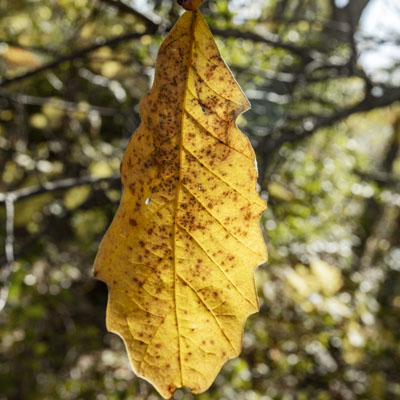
<box><xmin>1</xmin><ymin>0</ymin><xmax>400</xmax><ymax>399</ymax></box>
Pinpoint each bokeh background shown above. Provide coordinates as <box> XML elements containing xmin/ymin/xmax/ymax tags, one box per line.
<box><xmin>1</xmin><ymin>0</ymin><xmax>400</xmax><ymax>399</ymax></box>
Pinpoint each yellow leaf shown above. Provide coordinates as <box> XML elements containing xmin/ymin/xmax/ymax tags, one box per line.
<box><xmin>64</xmin><ymin>185</ymin><xmax>92</xmax><ymax>209</ymax></box>
<box><xmin>310</xmin><ymin>259</ymin><xmax>343</xmax><ymax>296</ymax></box>
<box><xmin>93</xmin><ymin>10</ymin><xmax>267</xmax><ymax>398</ymax></box>
<box><xmin>285</xmin><ymin>264</ymin><xmax>313</xmax><ymax>298</ymax></box>
<box><xmin>29</xmin><ymin>113</ymin><xmax>48</xmax><ymax>130</ymax></box>
<box><xmin>267</xmin><ymin>182</ymin><xmax>294</xmax><ymax>202</ymax></box>
<box><xmin>285</xmin><ymin>260</ymin><xmax>343</xmax><ymax>300</ymax></box>
<box><xmin>101</xmin><ymin>61</ymin><xmax>122</xmax><ymax>78</ymax></box>
<box><xmin>89</xmin><ymin>160</ymin><xmax>114</xmax><ymax>178</ymax></box>
<box><xmin>0</xmin><ymin>45</ymin><xmax>41</xmax><ymax>68</ymax></box>
<box><xmin>42</xmin><ymin>101</ymin><xmax>65</xmax><ymax>129</ymax></box>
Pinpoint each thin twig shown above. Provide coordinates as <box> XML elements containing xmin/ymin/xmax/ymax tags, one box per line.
<box><xmin>1</xmin><ymin>5</ymin><xmax>323</xmax><ymax>88</ymax></box>
<box><xmin>232</xmin><ymin>65</ymin><xmax>295</xmax><ymax>83</ymax></box>
<box><xmin>0</xmin><ymin>195</ymin><xmax>15</xmax><ymax>311</ymax></box>
<box><xmin>101</xmin><ymin>0</ymin><xmax>317</xmax><ymax>61</ymax></box>
<box><xmin>4</xmin><ymin>196</ymin><xmax>15</xmax><ymax>265</ymax></box>
<box><xmin>0</xmin><ymin>31</ymin><xmax>154</xmax><ymax>87</ymax></box>
<box><xmin>210</xmin><ymin>27</ymin><xmax>316</xmax><ymax>62</ymax></box>
<box><xmin>98</xmin><ymin>0</ymin><xmax>162</xmax><ymax>30</ymax></box>
<box><xmin>355</xmin><ymin>171</ymin><xmax>400</xmax><ymax>188</ymax></box>
<box><xmin>0</xmin><ymin>89</ymin><xmax>119</xmax><ymax>116</ymax></box>
<box><xmin>0</xmin><ymin>174</ymin><xmax>120</xmax><ymax>311</ymax></box>
<box><xmin>256</xmin><ymin>88</ymin><xmax>400</xmax><ymax>158</ymax></box>
<box><xmin>0</xmin><ymin>174</ymin><xmax>120</xmax><ymax>204</ymax></box>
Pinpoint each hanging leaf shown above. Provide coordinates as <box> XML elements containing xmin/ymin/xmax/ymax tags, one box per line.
<box><xmin>94</xmin><ymin>9</ymin><xmax>267</xmax><ymax>399</ymax></box>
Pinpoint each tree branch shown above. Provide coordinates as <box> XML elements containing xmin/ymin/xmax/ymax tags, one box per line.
<box><xmin>0</xmin><ymin>31</ymin><xmax>154</xmax><ymax>87</ymax></box>
<box><xmin>355</xmin><ymin>171</ymin><xmax>400</xmax><ymax>188</ymax></box>
<box><xmin>0</xmin><ymin>174</ymin><xmax>120</xmax><ymax>311</ymax></box>
<box><xmin>0</xmin><ymin>174</ymin><xmax>120</xmax><ymax>204</ymax></box>
<box><xmin>0</xmin><ymin>195</ymin><xmax>15</xmax><ymax>311</ymax></box>
<box><xmin>99</xmin><ymin>0</ymin><xmax>317</xmax><ymax>61</ymax></box>
<box><xmin>256</xmin><ymin>87</ymin><xmax>400</xmax><ymax>158</ymax></box>
<box><xmin>98</xmin><ymin>0</ymin><xmax>162</xmax><ymax>31</ymax></box>
<box><xmin>101</xmin><ymin>0</ymin><xmax>318</xmax><ymax>63</ymax></box>
<box><xmin>0</xmin><ymin>173</ymin><xmax>120</xmax><ymax>311</ymax></box>
<box><xmin>0</xmin><ymin>5</ymin><xmax>322</xmax><ymax>89</ymax></box>
<box><xmin>210</xmin><ymin>27</ymin><xmax>316</xmax><ymax>62</ymax></box>
<box><xmin>0</xmin><ymin>88</ymin><xmax>119</xmax><ymax>116</ymax></box>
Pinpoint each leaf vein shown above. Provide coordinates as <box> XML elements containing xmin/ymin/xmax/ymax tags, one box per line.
<box><xmin>177</xmin><ymin>211</ymin><xmax>258</xmax><ymax>309</ymax></box>
<box><xmin>177</xmin><ymin>273</ymin><xmax>237</xmax><ymax>354</ymax></box>
<box><xmin>182</xmin><ymin>145</ymin><xmax>259</xmax><ymax>205</ymax></box>
<box><xmin>184</xmin><ymin>109</ymin><xmax>254</xmax><ymax>161</ymax></box>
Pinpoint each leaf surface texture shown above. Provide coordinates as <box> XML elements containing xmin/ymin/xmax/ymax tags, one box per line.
<box><xmin>94</xmin><ymin>10</ymin><xmax>267</xmax><ymax>398</ymax></box>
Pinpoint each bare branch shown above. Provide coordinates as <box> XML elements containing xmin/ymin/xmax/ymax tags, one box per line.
<box><xmin>100</xmin><ymin>0</ymin><xmax>318</xmax><ymax>62</ymax></box>
<box><xmin>0</xmin><ymin>195</ymin><xmax>15</xmax><ymax>311</ymax></box>
<box><xmin>0</xmin><ymin>88</ymin><xmax>119</xmax><ymax>116</ymax></box>
<box><xmin>256</xmin><ymin>87</ymin><xmax>400</xmax><ymax>157</ymax></box>
<box><xmin>0</xmin><ymin>174</ymin><xmax>120</xmax><ymax>204</ymax></box>
<box><xmin>355</xmin><ymin>171</ymin><xmax>400</xmax><ymax>188</ymax></box>
<box><xmin>0</xmin><ymin>31</ymin><xmax>154</xmax><ymax>87</ymax></box>
<box><xmin>0</xmin><ymin>174</ymin><xmax>120</xmax><ymax>311</ymax></box>
<box><xmin>0</xmin><ymin>27</ymin><xmax>319</xmax><ymax>88</ymax></box>
<box><xmin>98</xmin><ymin>0</ymin><xmax>162</xmax><ymax>31</ymax></box>
<box><xmin>4</xmin><ymin>196</ymin><xmax>15</xmax><ymax>265</ymax></box>
<box><xmin>210</xmin><ymin>27</ymin><xmax>316</xmax><ymax>62</ymax></box>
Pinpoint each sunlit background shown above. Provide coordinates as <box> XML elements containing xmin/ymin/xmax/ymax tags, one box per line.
<box><xmin>0</xmin><ymin>0</ymin><xmax>400</xmax><ymax>399</ymax></box>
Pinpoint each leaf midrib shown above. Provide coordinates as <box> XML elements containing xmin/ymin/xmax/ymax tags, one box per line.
<box><xmin>172</xmin><ymin>9</ymin><xmax>198</xmax><ymax>388</ymax></box>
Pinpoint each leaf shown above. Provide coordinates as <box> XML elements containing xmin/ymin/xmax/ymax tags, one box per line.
<box><xmin>285</xmin><ymin>260</ymin><xmax>343</xmax><ymax>299</ymax></box>
<box><xmin>310</xmin><ymin>259</ymin><xmax>343</xmax><ymax>296</ymax></box>
<box><xmin>267</xmin><ymin>182</ymin><xmax>294</xmax><ymax>202</ymax></box>
<box><xmin>0</xmin><ymin>45</ymin><xmax>42</xmax><ymax>68</ymax></box>
<box><xmin>93</xmin><ymin>9</ymin><xmax>267</xmax><ymax>399</ymax></box>
<box><xmin>64</xmin><ymin>186</ymin><xmax>91</xmax><ymax>209</ymax></box>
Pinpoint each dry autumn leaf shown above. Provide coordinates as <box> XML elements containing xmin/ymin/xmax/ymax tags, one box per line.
<box><xmin>94</xmin><ymin>9</ymin><xmax>267</xmax><ymax>398</ymax></box>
